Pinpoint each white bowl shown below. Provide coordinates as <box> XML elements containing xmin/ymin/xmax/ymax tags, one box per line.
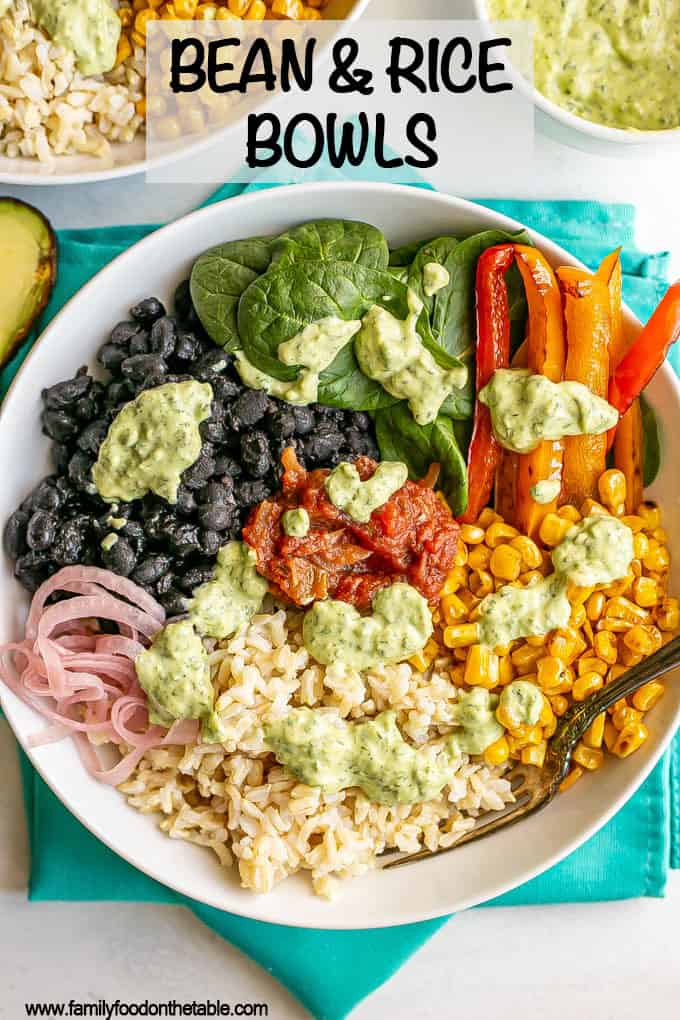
<box><xmin>473</xmin><ymin>0</ymin><xmax>680</xmax><ymax>155</ymax></box>
<box><xmin>1</xmin><ymin>183</ymin><xmax>678</xmax><ymax>929</ymax></box>
<box><xmin>0</xmin><ymin>0</ymin><xmax>370</xmax><ymax>186</ymax></box>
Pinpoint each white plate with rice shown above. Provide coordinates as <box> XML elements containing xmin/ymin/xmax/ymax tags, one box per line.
<box><xmin>1</xmin><ymin>182</ymin><xmax>679</xmax><ymax>929</ymax></box>
<box><xmin>0</xmin><ymin>0</ymin><xmax>369</xmax><ymax>185</ymax></box>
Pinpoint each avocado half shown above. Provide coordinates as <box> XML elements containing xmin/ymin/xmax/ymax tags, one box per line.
<box><xmin>0</xmin><ymin>198</ymin><xmax>57</xmax><ymax>369</ymax></box>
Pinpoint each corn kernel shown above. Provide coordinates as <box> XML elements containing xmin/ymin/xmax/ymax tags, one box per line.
<box><xmin>539</xmin><ymin>513</ymin><xmax>572</xmax><ymax>547</ymax></box>
<box><xmin>580</xmin><ymin>498</ymin><xmax>608</xmax><ymax>517</ymax></box>
<box><xmin>637</xmin><ymin>502</ymin><xmax>661</xmax><ymax>530</ymax></box>
<box><xmin>612</xmin><ymin>705</ymin><xmax>643</xmax><ymax>731</ymax></box>
<box><xmin>489</xmin><ymin>544</ymin><xmax>522</xmax><ymax>581</ymax></box>
<box><xmin>467</xmin><ymin>545</ymin><xmax>491</xmax><ymax>570</ymax></box>
<box><xmin>573</xmin><ymin>742</ymin><xmax>604</xmax><ymax>770</ymax></box>
<box><xmin>582</xmin><ymin>711</ymin><xmax>605</xmax><ymax>749</ymax></box>
<box><xmin>623</xmin><ymin>624</ymin><xmax>661</xmax><ymax>656</ymax></box>
<box><xmin>557</xmin><ymin>504</ymin><xmax>581</xmax><ymax>523</ymax></box>
<box><xmin>631</xmin><ymin>576</ymin><xmax>658</xmax><ymax>608</ymax></box>
<box><xmin>134</xmin><ymin>8</ymin><xmax>160</xmax><ymax>34</ymax></box>
<box><xmin>593</xmin><ymin>630</ymin><xmax>618</xmax><ymax>664</ymax></box>
<box><xmin>442</xmin><ymin>566</ymin><xmax>467</xmax><ymax>594</ymax></box>
<box><xmin>656</xmin><ymin>597</ymin><xmax>680</xmax><ymax>631</ymax></box>
<box><xmin>604</xmin><ymin>719</ymin><xmax>618</xmax><ymax>752</ymax></box>
<box><xmin>605</xmin><ymin>596</ymin><xmax>648</xmax><ymax>624</ymax></box>
<box><xmin>485</xmin><ymin>521</ymin><xmax>519</xmax><ymax>548</ymax></box>
<box><xmin>572</xmin><ymin>670</ymin><xmax>604</xmax><ymax>701</ymax></box>
<box><xmin>484</xmin><ymin>735</ymin><xmax>510</xmax><ymax>766</ymax></box>
<box><xmin>577</xmin><ymin>656</ymin><xmax>607</xmax><ymax>677</ymax></box>
<box><xmin>521</xmin><ymin>740</ymin><xmax>547</xmax><ymax>767</ymax></box>
<box><xmin>443</xmin><ymin>623</ymin><xmax>479</xmax><ymax>649</ymax></box>
<box><xmin>633</xmin><ymin>532</ymin><xmax>649</xmax><ymax>560</ymax></box>
<box><xmin>510</xmin><ymin>643</ymin><xmax>544</xmax><ymax>673</ymax></box>
<box><xmin>560</xmin><ymin>765</ymin><xmax>584</xmax><ymax>791</ymax></box>
<box><xmin>441</xmin><ymin>593</ymin><xmax>467</xmax><ymax>625</ymax></box>
<box><xmin>550</xmin><ymin>694</ymin><xmax>569</xmax><ymax>716</ymax></box>
<box><xmin>477</xmin><ymin>507</ymin><xmax>501</xmax><ymax>528</ymax></box>
<box><xmin>585</xmin><ymin>591</ymin><xmax>606</xmax><ymax>621</ymax></box>
<box><xmin>460</xmin><ymin>524</ymin><xmax>485</xmax><ymax>545</ymax></box>
<box><xmin>632</xmin><ymin>681</ymin><xmax>665</xmax><ymax>713</ymax></box>
<box><xmin>510</xmin><ymin>535</ymin><xmax>543</xmax><ymax>569</ymax></box>
<box><xmin>498</xmin><ymin>655</ymin><xmax>514</xmax><ymax>686</ymax></box>
<box><xmin>464</xmin><ymin>644</ymin><xmax>500</xmax><ymax>689</ymax></box>
<box><xmin>470</xmin><ymin>569</ymin><xmax>494</xmax><ymax>598</ymax></box>
<box><xmin>597</xmin><ymin>469</ymin><xmax>626</xmax><ymax>511</ymax></box>
<box><xmin>643</xmin><ymin>540</ymin><xmax>670</xmax><ymax>573</ymax></box>
<box><xmin>612</xmin><ymin>721</ymin><xmax>649</xmax><ymax>758</ymax></box>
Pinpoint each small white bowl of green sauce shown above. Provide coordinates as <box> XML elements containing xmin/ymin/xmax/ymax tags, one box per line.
<box><xmin>474</xmin><ymin>0</ymin><xmax>680</xmax><ymax>153</ymax></box>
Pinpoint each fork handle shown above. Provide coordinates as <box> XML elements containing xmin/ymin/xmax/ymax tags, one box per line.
<box><xmin>551</xmin><ymin>633</ymin><xmax>680</xmax><ymax>759</ymax></box>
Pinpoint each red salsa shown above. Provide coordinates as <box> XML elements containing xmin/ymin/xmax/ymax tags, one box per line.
<box><xmin>243</xmin><ymin>448</ymin><xmax>459</xmax><ymax>610</ymax></box>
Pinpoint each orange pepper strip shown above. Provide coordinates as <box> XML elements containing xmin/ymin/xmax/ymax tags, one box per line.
<box><xmin>512</xmin><ymin>246</ymin><xmax>566</xmax><ymax>538</ymax></box>
<box><xmin>597</xmin><ymin>250</ymin><xmax>644</xmax><ymax>512</ymax></box>
<box><xmin>557</xmin><ymin>266</ymin><xmax>612</xmax><ymax>506</ymax></box>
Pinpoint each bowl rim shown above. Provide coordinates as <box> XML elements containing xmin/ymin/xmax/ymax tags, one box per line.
<box><xmin>0</xmin><ymin>0</ymin><xmax>373</xmax><ymax>187</ymax></box>
<box><xmin>472</xmin><ymin>0</ymin><xmax>680</xmax><ymax>146</ymax></box>
<box><xmin>1</xmin><ymin>181</ymin><xmax>679</xmax><ymax>928</ymax></box>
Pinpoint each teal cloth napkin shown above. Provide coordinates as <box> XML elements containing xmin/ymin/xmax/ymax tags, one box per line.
<box><xmin>1</xmin><ymin>191</ymin><xmax>678</xmax><ymax>1020</ymax></box>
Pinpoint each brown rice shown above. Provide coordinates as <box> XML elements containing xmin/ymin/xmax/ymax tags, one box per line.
<box><xmin>119</xmin><ymin>606</ymin><xmax>514</xmax><ymax>898</ymax></box>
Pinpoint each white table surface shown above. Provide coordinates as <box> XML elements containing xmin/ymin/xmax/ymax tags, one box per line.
<box><xmin>2</xmin><ymin>0</ymin><xmax>680</xmax><ymax>1015</ymax></box>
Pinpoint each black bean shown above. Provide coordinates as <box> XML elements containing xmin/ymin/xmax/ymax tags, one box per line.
<box><xmin>105</xmin><ymin>380</ymin><xmax>134</xmax><ymax>408</ymax></box>
<box><xmin>182</xmin><ymin>451</ymin><xmax>216</xmax><ymax>489</ymax></box>
<box><xmin>200</xmin><ymin>418</ymin><xmax>229</xmax><ymax>444</ymax></box>
<box><xmin>236</xmin><ymin>480</ymin><xmax>271</xmax><ymax>509</ymax></box>
<box><xmin>345</xmin><ymin>428</ymin><xmax>366</xmax><ymax>455</ymax></box>
<box><xmin>68</xmin><ymin>451</ymin><xmax>95</xmax><ymax>491</ymax></box>
<box><xmin>129</xmin><ymin>330</ymin><xmax>150</xmax><ymax>356</ymax></box>
<box><xmin>52</xmin><ymin>443</ymin><xmax>72</xmax><ymax>474</ymax></box>
<box><xmin>175</xmin><ymin>486</ymin><xmax>197</xmax><ymax>517</ymax></box>
<box><xmin>41</xmin><ymin>409</ymin><xmax>79</xmax><ymax>442</ymax></box>
<box><xmin>178</xmin><ymin>564</ymin><xmax>215</xmax><ymax>592</ymax></box>
<box><xmin>229</xmin><ymin>389</ymin><xmax>268</xmax><ymax>429</ymax></box>
<box><xmin>132</xmin><ymin>554</ymin><xmax>172</xmax><ymax>587</ymax></box>
<box><xmin>169</xmin><ymin>523</ymin><xmax>201</xmax><ymax>556</ymax></box>
<box><xmin>199</xmin><ymin>480</ymin><xmax>234</xmax><ymax>505</ymax></box>
<box><xmin>199</xmin><ymin>529</ymin><xmax>222</xmax><ymax>557</ymax></box>
<box><xmin>15</xmin><ymin>552</ymin><xmax>51</xmax><ymax>593</ymax></box>
<box><xmin>121</xmin><ymin>354</ymin><xmax>167</xmax><ymax>382</ymax></box>
<box><xmin>51</xmin><ymin>518</ymin><xmax>89</xmax><ymax>566</ymax></box>
<box><xmin>303</xmin><ymin>429</ymin><xmax>344</xmax><ymax>466</ymax></box>
<box><xmin>155</xmin><ymin>572</ymin><xmax>174</xmax><ymax>597</ymax></box>
<box><xmin>30</xmin><ymin>479</ymin><xmax>62</xmax><ymax>512</ymax></box>
<box><xmin>98</xmin><ymin>343</ymin><xmax>128</xmax><ymax>372</ymax></box>
<box><xmin>211</xmin><ymin>376</ymin><xmax>241</xmax><ymax>403</ymax></box>
<box><xmin>55</xmin><ymin>476</ymin><xmax>77</xmax><ymax>503</ymax></box>
<box><xmin>143</xmin><ymin>506</ymin><xmax>174</xmax><ymax>542</ymax></box>
<box><xmin>110</xmin><ymin>320</ymin><xmax>142</xmax><ymax>347</ymax></box>
<box><xmin>197</xmin><ymin>503</ymin><xmax>235</xmax><ymax>531</ymax></box>
<box><xmin>4</xmin><ymin>510</ymin><xmax>29</xmax><ymax>558</ymax></box>
<box><xmin>77</xmin><ymin>420</ymin><xmax>109</xmax><ymax>456</ymax></box>
<box><xmin>26</xmin><ymin>510</ymin><xmax>58</xmax><ymax>551</ymax></box>
<box><xmin>130</xmin><ymin>297</ymin><xmax>166</xmax><ymax>324</ymax></box>
<box><xmin>161</xmin><ymin>588</ymin><xmax>188</xmax><ymax>617</ymax></box>
<box><xmin>74</xmin><ymin>392</ymin><xmax>101</xmax><ymax>422</ymax></box>
<box><xmin>194</xmin><ymin>349</ymin><xmax>230</xmax><ymax>381</ymax></box>
<box><xmin>42</xmin><ymin>374</ymin><xmax>92</xmax><ymax>410</ymax></box>
<box><xmin>266</xmin><ymin>409</ymin><xmax>296</xmax><ymax>441</ymax></box>
<box><xmin>240</xmin><ymin>431</ymin><xmax>272</xmax><ymax>479</ymax></box>
<box><xmin>102</xmin><ymin>536</ymin><xmax>137</xmax><ymax>576</ymax></box>
<box><xmin>291</xmin><ymin>406</ymin><xmax>315</xmax><ymax>435</ymax></box>
<box><xmin>213</xmin><ymin>456</ymin><xmax>242</xmax><ymax>479</ymax></box>
<box><xmin>149</xmin><ymin>316</ymin><xmax>177</xmax><ymax>358</ymax></box>
<box><xmin>173</xmin><ymin>330</ymin><xmax>201</xmax><ymax>363</ymax></box>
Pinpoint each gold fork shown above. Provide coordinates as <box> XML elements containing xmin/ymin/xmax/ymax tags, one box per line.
<box><xmin>381</xmin><ymin>632</ymin><xmax>680</xmax><ymax>870</ymax></box>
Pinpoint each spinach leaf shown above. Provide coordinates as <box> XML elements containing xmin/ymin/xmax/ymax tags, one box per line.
<box><xmin>375</xmin><ymin>403</ymin><xmax>468</xmax><ymax>515</ymax></box>
<box><xmin>407</xmin><ymin>229</ymin><xmax>532</xmax><ymax>413</ymax></box>
<box><xmin>190</xmin><ymin>237</ymin><xmax>273</xmax><ymax>351</ymax></box>
<box><xmin>389</xmin><ymin>238</ymin><xmax>435</xmax><ymax>267</ymax></box>
<box><xmin>317</xmin><ymin>344</ymin><xmax>399</xmax><ymax>411</ymax></box>
<box><xmin>640</xmin><ymin>393</ymin><xmax>661</xmax><ymax>487</ymax></box>
<box><xmin>238</xmin><ymin>260</ymin><xmax>410</xmax><ymax>381</ymax></box>
<box><xmin>272</xmin><ymin>219</ymin><xmax>389</xmax><ymax>270</ymax></box>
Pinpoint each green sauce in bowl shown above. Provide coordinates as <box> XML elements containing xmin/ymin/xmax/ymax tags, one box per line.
<box><xmin>487</xmin><ymin>0</ymin><xmax>680</xmax><ymax>131</ymax></box>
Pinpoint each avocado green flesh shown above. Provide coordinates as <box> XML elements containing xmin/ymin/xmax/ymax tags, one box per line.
<box><xmin>0</xmin><ymin>200</ymin><xmax>56</xmax><ymax>369</ymax></box>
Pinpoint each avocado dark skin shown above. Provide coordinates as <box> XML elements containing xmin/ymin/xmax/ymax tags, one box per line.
<box><xmin>0</xmin><ymin>197</ymin><xmax>57</xmax><ymax>369</ymax></box>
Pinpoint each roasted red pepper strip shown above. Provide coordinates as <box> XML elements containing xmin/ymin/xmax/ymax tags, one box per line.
<box><xmin>460</xmin><ymin>244</ymin><xmax>514</xmax><ymax>523</ymax></box>
<box><xmin>609</xmin><ymin>280</ymin><xmax>680</xmax><ymax>417</ymax></box>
